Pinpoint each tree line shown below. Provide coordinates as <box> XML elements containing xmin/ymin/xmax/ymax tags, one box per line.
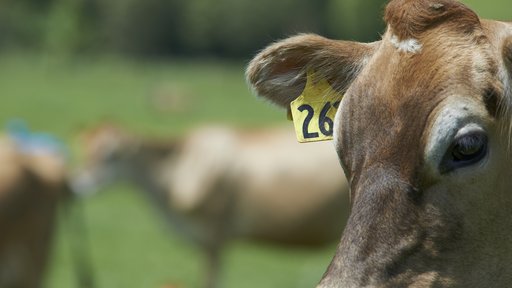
<box><xmin>0</xmin><ymin>0</ymin><xmax>388</xmax><ymax>58</ymax></box>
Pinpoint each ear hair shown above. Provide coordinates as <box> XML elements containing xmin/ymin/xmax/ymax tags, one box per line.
<box><xmin>246</xmin><ymin>34</ymin><xmax>379</xmax><ymax>108</ymax></box>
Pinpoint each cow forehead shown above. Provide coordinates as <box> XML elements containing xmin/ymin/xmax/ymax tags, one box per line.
<box><xmin>335</xmin><ymin>31</ymin><xmax>494</xmax><ymax>186</ymax></box>
<box><xmin>384</xmin><ymin>0</ymin><xmax>481</xmax><ymax>43</ymax></box>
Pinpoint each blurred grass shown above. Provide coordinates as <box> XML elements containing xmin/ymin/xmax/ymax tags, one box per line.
<box><xmin>462</xmin><ymin>0</ymin><xmax>511</xmax><ymax>20</ymax></box>
<box><xmin>0</xmin><ymin>52</ymin><xmax>336</xmax><ymax>288</ymax></box>
<box><xmin>0</xmin><ymin>52</ymin><xmax>284</xmax><ymax>138</ymax></box>
<box><xmin>49</xmin><ymin>185</ymin><xmax>334</xmax><ymax>288</ymax></box>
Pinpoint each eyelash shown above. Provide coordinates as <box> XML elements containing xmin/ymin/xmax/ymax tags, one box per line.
<box><xmin>440</xmin><ymin>133</ymin><xmax>488</xmax><ymax>173</ymax></box>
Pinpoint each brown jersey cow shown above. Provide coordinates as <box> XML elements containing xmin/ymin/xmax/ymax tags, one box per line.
<box><xmin>247</xmin><ymin>0</ymin><xmax>512</xmax><ymax>287</ymax></box>
<box><xmin>0</xmin><ymin>136</ymin><xmax>69</xmax><ymax>288</ymax></box>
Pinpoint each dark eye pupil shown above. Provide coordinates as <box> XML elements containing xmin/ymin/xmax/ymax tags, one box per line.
<box><xmin>440</xmin><ymin>132</ymin><xmax>488</xmax><ymax>173</ymax></box>
<box><xmin>452</xmin><ymin>134</ymin><xmax>486</xmax><ymax>162</ymax></box>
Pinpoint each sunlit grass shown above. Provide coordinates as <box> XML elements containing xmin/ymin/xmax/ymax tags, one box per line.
<box><xmin>462</xmin><ymin>0</ymin><xmax>511</xmax><ymax>20</ymax></box>
<box><xmin>0</xmin><ymin>52</ymin><xmax>337</xmax><ymax>288</ymax></box>
<box><xmin>49</xmin><ymin>186</ymin><xmax>335</xmax><ymax>288</ymax></box>
<box><xmin>0</xmin><ymin>53</ymin><xmax>284</xmax><ymax>138</ymax></box>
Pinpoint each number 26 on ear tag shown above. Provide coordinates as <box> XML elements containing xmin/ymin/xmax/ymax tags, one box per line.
<box><xmin>290</xmin><ymin>72</ymin><xmax>343</xmax><ymax>143</ymax></box>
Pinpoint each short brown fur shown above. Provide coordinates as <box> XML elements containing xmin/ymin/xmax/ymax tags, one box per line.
<box><xmin>384</xmin><ymin>0</ymin><xmax>480</xmax><ymax>40</ymax></box>
<box><xmin>246</xmin><ymin>0</ymin><xmax>512</xmax><ymax>287</ymax></box>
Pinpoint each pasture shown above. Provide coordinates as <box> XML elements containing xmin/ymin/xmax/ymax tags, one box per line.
<box><xmin>0</xmin><ymin>52</ymin><xmax>337</xmax><ymax>288</ymax></box>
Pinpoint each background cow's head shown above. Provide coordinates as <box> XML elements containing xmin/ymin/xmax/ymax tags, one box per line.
<box><xmin>72</xmin><ymin>124</ymin><xmax>181</xmax><ymax>195</ymax></box>
<box><xmin>247</xmin><ymin>0</ymin><xmax>512</xmax><ymax>286</ymax></box>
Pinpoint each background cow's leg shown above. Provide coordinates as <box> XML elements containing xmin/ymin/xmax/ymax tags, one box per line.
<box><xmin>203</xmin><ymin>244</ymin><xmax>222</xmax><ymax>288</ymax></box>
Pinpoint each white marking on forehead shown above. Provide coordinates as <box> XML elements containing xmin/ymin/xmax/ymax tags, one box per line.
<box><xmin>425</xmin><ymin>97</ymin><xmax>488</xmax><ymax>174</ymax></box>
<box><xmin>390</xmin><ymin>35</ymin><xmax>422</xmax><ymax>53</ymax></box>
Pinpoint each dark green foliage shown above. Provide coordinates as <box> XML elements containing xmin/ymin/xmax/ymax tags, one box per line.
<box><xmin>0</xmin><ymin>0</ymin><xmax>50</xmax><ymax>49</ymax></box>
<box><xmin>326</xmin><ymin>0</ymin><xmax>386</xmax><ymax>42</ymax></box>
<box><xmin>0</xmin><ymin>0</ymin><xmax>508</xmax><ymax>58</ymax></box>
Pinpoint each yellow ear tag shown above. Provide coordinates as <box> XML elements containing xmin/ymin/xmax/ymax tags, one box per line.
<box><xmin>290</xmin><ymin>72</ymin><xmax>343</xmax><ymax>143</ymax></box>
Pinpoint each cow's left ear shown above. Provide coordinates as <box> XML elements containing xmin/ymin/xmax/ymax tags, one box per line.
<box><xmin>246</xmin><ymin>34</ymin><xmax>379</xmax><ymax>108</ymax></box>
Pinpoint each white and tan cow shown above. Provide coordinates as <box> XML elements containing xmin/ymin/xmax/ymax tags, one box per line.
<box><xmin>247</xmin><ymin>0</ymin><xmax>512</xmax><ymax>287</ymax></box>
<box><xmin>73</xmin><ymin>124</ymin><xmax>350</xmax><ymax>288</ymax></box>
<box><xmin>0</xmin><ymin>136</ymin><xmax>69</xmax><ymax>288</ymax></box>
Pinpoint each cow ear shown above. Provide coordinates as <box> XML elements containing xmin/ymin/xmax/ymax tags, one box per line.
<box><xmin>246</xmin><ymin>33</ymin><xmax>379</xmax><ymax>108</ymax></box>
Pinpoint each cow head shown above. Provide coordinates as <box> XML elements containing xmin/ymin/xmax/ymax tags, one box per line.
<box><xmin>72</xmin><ymin>124</ymin><xmax>180</xmax><ymax>195</ymax></box>
<box><xmin>247</xmin><ymin>0</ymin><xmax>512</xmax><ymax>286</ymax></box>
<box><xmin>71</xmin><ymin>124</ymin><xmax>136</xmax><ymax>194</ymax></box>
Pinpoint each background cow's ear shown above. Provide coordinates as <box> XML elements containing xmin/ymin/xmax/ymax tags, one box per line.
<box><xmin>246</xmin><ymin>34</ymin><xmax>379</xmax><ymax>108</ymax></box>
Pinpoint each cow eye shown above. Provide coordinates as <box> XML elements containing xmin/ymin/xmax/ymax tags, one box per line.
<box><xmin>443</xmin><ymin>132</ymin><xmax>487</xmax><ymax>172</ymax></box>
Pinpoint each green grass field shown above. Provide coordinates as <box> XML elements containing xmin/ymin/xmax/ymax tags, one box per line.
<box><xmin>0</xmin><ymin>52</ymin><xmax>337</xmax><ymax>288</ymax></box>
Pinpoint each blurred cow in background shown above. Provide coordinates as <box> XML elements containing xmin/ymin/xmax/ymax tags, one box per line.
<box><xmin>73</xmin><ymin>124</ymin><xmax>350</xmax><ymax>288</ymax></box>
<box><xmin>0</xmin><ymin>131</ymin><xmax>69</xmax><ymax>288</ymax></box>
